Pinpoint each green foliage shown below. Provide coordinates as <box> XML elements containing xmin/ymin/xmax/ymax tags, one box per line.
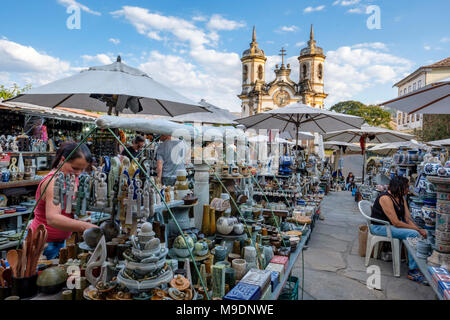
<box><xmin>330</xmin><ymin>100</ymin><xmax>393</xmax><ymax>129</ymax></box>
<box><xmin>0</xmin><ymin>83</ymin><xmax>32</xmax><ymax>100</ymax></box>
<box><xmin>414</xmin><ymin>114</ymin><xmax>450</xmax><ymax>142</ymax></box>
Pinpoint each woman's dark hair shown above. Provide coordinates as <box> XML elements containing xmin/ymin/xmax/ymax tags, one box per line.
<box><xmin>52</xmin><ymin>141</ymin><xmax>92</xmax><ymax>169</ymax></box>
<box><xmin>133</xmin><ymin>135</ymin><xmax>145</xmax><ymax>144</ymax></box>
<box><xmin>388</xmin><ymin>176</ymin><xmax>409</xmax><ymax>199</ymax></box>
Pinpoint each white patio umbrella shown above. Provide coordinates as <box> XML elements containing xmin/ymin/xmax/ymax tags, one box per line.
<box><xmin>323</xmin><ymin>141</ymin><xmax>362</xmax><ymax>172</ymax></box>
<box><xmin>380</xmin><ymin>81</ymin><xmax>450</xmax><ymax>114</ymax></box>
<box><xmin>323</xmin><ymin>124</ymin><xmax>414</xmax><ymax>182</ymax></box>
<box><xmin>248</xmin><ymin>135</ymin><xmax>294</xmax><ymax>144</ymax></box>
<box><xmin>170</xmin><ymin>99</ymin><xmax>238</xmax><ymax>125</ymax></box>
<box><xmin>428</xmin><ymin>138</ymin><xmax>450</xmax><ymax>147</ymax></box>
<box><xmin>279</xmin><ymin>131</ymin><xmax>315</xmax><ymax>141</ymax></box>
<box><xmin>237</xmin><ymin>103</ymin><xmax>364</xmax><ymax>149</ymax></box>
<box><xmin>6</xmin><ymin>56</ymin><xmax>208</xmax><ymax>116</ymax></box>
<box><xmin>367</xmin><ymin>140</ymin><xmax>429</xmax><ymax>154</ymax></box>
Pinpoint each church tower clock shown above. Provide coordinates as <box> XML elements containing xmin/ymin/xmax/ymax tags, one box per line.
<box><xmin>298</xmin><ymin>25</ymin><xmax>328</xmax><ymax>109</ymax></box>
<box><xmin>238</xmin><ymin>27</ymin><xmax>267</xmax><ymax>117</ymax></box>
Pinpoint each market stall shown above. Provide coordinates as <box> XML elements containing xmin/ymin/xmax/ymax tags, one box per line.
<box><xmin>0</xmin><ymin>102</ymin><xmax>97</xmax><ymax>253</ymax></box>
<box><xmin>0</xmin><ymin>111</ymin><xmax>334</xmax><ymax>300</ymax></box>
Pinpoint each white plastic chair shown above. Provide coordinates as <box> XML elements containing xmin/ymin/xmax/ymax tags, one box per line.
<box><xmin>358</xmin><ymin>200</ymin><xmax>401</xmax><ymax>277</ymax></box>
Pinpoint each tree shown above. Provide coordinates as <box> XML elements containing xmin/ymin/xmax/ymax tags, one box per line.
<box><xmin>330</xmin><ymin>100</ymin><xmax>393</xmax><ymax>129</ymax></box>
<box><xmin>0</xmin><ymin>83</ymin><xmax>31</xmax><ymax>100</ymax></box>
<box><xmin>414</xmin><ymin>114</ymin><xmax>450</xmax><ymax>142</ymax></box>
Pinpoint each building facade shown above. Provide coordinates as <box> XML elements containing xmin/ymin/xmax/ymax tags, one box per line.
<box><xmin>394</xmin><ymin>57</ymin><xmax>450</xmax><ymax>131</ymax></box>
<box><xmin>239</xmin><ymin>25</ymin><xmax>328</xmax><ymax>117</ymax></box>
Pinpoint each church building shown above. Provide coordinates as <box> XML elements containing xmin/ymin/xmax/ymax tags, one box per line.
<box><xmin>239</xmin><ymin>25</ymin><xmax>328</xmax><ymax>117</ymax></box>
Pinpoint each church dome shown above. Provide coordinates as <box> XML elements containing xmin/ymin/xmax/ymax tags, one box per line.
<box><xmin>242</xmin><ymin>47</ymin><xmax>265</xmax><ymax>58</ymax></box>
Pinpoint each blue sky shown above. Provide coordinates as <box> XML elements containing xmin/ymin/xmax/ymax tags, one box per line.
<box><xmin>0</xmin><ymin>0</ymin><xmax>449</xmax><ymax>112</ymax></box>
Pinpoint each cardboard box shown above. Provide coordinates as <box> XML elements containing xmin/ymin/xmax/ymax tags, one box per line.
<box><xmin>270</xmin><ymin>255</ymin><xmax>289</xmax><ymax>272</ymax></box>
<box><xmin>223</xmin><ymin>282</ymin><xmax>261</xmax><ymax>300</ymax></box>
<box><xmin>265</xmin><ymin>263</ymin><xmax>284</xmax><ymax>283</ymax></box>
<box><xmin>240</xmin><ymin>268</ymin><xmax>272</xmax><ymax>293</ymax></box>
<box><xmin>270</xmin><ymin>271</ymin><xmax>280</xmax><ymax>292</ymax></box>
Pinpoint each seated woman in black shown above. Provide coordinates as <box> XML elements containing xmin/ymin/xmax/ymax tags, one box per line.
<box><xmin>345</xmin><ymin>172</ymin><xmax>355</xmax><ymax>190</ymax></box>
<box><xmin>370</xmin><ymin>176</ymin><xmax>428</xmax><ymax>285</ymax></box>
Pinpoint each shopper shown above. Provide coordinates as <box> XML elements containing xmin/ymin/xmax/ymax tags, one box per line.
<box><xmin>346</xmin><ymin>172</ymin><xmax>355</xmax><ymax>190</ymax></box>
<box><xmin>156</xmin><ymin>135</ymin><xmax>186</xmax><ymax>186</ymax></box>
<box><xmin>370</xmin><ymin>176</ymin><xmax>429</xmax><ymax>285</ymax></box>
<box><xmin>121</xmin><ymin>135</ymin><xmax>146</xmax><ymax>159</ymax></box>
<box><xmin>29</xmin><ymin>142</ymin><xmax>99</xmax><ymax>259</ymax></box>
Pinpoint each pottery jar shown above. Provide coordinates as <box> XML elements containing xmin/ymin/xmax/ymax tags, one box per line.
<box><xmin>201</xmin><ymin>205</ymin><xmax>210</xmax><ymax>236</ymax></box>
<box><xmin>209</xmin><ymin>208</ymin><xmax>216</xmax><ymax>236</ymax></box>
<box><xmin>213</xmin><ymin>245</ymin><xmax>228</xmax><ymax>264</ymax></box>
<box><xmin>243</xmin><ymin>246</ymin><xmax>257</xmax><ymax>263</ymax></box>
<box><xmin>232</xmin><ymin>259</ymin><xmax>247</xmax><ymax>280</ymax></box>
<box><xmin>216</xmin><ymin>210</ymin><xmax>235</xmax><ymax>235</ymax></box>
<box><xmin>194</xmin><ymin>241</ymin><xmax>209</xmax><ymax>257</ymax></box>
<box><xmin>233</xmin><ymin>223</ymin><xmax>244</xmax><ymax>235</ymax></box>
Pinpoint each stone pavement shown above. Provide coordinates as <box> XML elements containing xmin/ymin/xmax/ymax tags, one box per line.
<box><xmin>291</xmin><ymin>191</ymin><xmax>437</xmax><ymax>300</ymax></box>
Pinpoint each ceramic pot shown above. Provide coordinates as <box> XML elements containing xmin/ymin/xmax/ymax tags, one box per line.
<box><xmin>216</xmin><ymin>211</ymin><xmax>235</xmax><ymax>235</ymax></box>
<box><xmin>173</xmin><ymin>234</ymin><xmax>194</xmax><ymax>249</ymax></box>
<box><xmin>100</xmin><ymin>220</ymin><xmax>120</xmax><ymax>242</ymax></box>
<box><xmin>213</xmin><ymin>246</ymin><xmax>227</xmax><ymax>264</ymax></box>
<box><xmin>194</xmin><ymin>241</ymin><xmax>209</xmax><ymax>257</ymax></box>
<box><xmin>83</xmin><ymin>227</ymin><xmax>103</xmax><ymax>248</ymax></box>
<box><xmin>233</xmin><ymin>223</ymin><xmax>244</xmax><ymax>235</ymax></box>
<box><xmin>232</xmin><ymin>259</ymin><xmax>247</xmax><ymax>280</ymax></box>
<box><xmin>209</xmin><ymin>208</ymin><xmax>216</xmax><ymax>236</ymax></box>
<box><xmin>243</xmin><ymin>246</ymin><xmax>256</xmax><ymax>263</ymax></box>
<box><xmin>201</xmin><ymin>205</ymin><xmax>210</xmax><ymax>236</ymax></box>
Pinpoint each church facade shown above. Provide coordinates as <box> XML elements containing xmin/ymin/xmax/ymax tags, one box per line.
<box><xmin>238</xmin><ymin>25</ymin><xmax>328</xmax><ymax>117</ymax></box>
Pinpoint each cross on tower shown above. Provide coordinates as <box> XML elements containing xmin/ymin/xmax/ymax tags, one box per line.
<box><xmin>279</xmin><ymin>47</ymin><xmax>286</xmax><ymax>66</ymax></box>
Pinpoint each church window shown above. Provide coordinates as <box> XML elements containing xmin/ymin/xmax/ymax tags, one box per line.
<box><xmin>318</xmin><ymin>64</ymin><xmax>323</xmax><ymax>80</ymax></box>
<box><xmin>258</xmin><ymin>65</ymin><xmax>263</xmax><ymax>80</ymax></box>
<box><xmin>243</xmin><ymin>65</ymin><xmax>248</xmax><ymax>82</ymax></box>
<box><xmin>302</xmin><ymin>64</ymin><xmax>308</xmax><ymax>79</ymax></box>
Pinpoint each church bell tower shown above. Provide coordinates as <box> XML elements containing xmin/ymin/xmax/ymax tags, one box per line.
<box><xmin>298</xmin><ymin>25</ymin><xmax>327</xmax><ymax>109</ymax></box>
<box><xmin>239</xmin><ymin>27</ymin><xmax>267</xmax><ymax>117</ymax></box>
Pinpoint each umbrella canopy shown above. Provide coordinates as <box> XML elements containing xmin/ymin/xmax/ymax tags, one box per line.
<box><xmin>368</xmin><ymin>140</ymin><xmax>428</xmax><ymax>152</ymax></box>
<box><xmin>428</xmin><ymin>138</ymin><xmax>450</xmax><ymax>147</ymax></box>
<box><xmin>279</xmin><ymin>131</ymin><xmax>315</xmax><ymax>141</ymax></box>
<box><xmin>6</xmin><ymin>56</ymin><xmax>208</xmax><ymax>116</ymax></box>
<box><xmin>170</xmin><ymin>99</ymin><xmax>238</xmax><ymax>125</ymax></box>
<box><xmin>248</xmin><ymin>135</ymin><xmax>294</xmax><ymax>144</ymax></box>
<box><xmin>323</xmin><ymin>141</ymin><xmax>362</xmax><ymax>152</ymax></box>
<box><xmin>324</xmin><ymin>123</ymin><xmax>414</xmax><ymax>144</ymax></box>
<box><xmin>323</xmin><ymin>124</ymin><xmax>414</xmax><ymax>183</ymax></box>
<box><xmin>237</xmin><ymin>103</ymin><xmax>364</xmax><ymax>138</ymax></box>
<box><xmin>380</xmin><ymin>81</ymin><xmax>450</xmax><ymax>114</ymax></box>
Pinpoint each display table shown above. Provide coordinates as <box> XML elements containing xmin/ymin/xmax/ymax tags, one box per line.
<box><xmin>402</xmin><ymin>239</ymin><xmax>444</xmax><ymax>300</ymax></box>
<box><xmin>270</xmin><ymin>228</ymin><xmax>311</xmax><ymax>300</ymax></box>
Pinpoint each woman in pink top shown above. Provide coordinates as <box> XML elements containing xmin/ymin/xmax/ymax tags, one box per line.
<box><xmin>30</xmin><ymin>142</ymin><xmax>98</xmax><ymax>259</ymax></box>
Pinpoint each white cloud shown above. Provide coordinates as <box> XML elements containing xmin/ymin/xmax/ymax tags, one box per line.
<box><xmin>333</xmin><ymin>0</ymin><xmax>360</xmax><ymax>6</ymax></box>
<box><xmin>424</xmin><ymin>45</ymin><xmax>431</xmax><ymax>51</ymax></box>
<box><xmin>81</xmin><ymin>53</ymin><xmax>113</xmax><ymax>65</ymax></box>
<box><xmin>277</xmin><ymin>26</ymin><xmax>299</xmax><ymax>33</ymax></box>
<box><xmin>324</xmin><ymin>44</ymin><xmax>413</xmax><ymax>107</ymax></box>
<box><xmin>192</xmin><ymin>15</ymin><xmax>207</xmax><ymax>22</ymax></box>
<box><xmin>441</xmin><ymin>37</ymin><xmax>450</xmax><ymax>43</ymax></box>
<box><xmin>111</xmin><ymin>6</ymin><xmax>243</xmax><ymax>111</ymax></box>
<box><xmin>295</xmin><ymin>41</ymin><xmax>306</xmax><ymax>47</ymax></box>
<box><xmin>347</xmin><ymin>8</ymin><xmax>363</xmax><ymax>14</ymax></box>
<box><xmin>303</xmin><ymin>5</ymin><xmax>326</xmax><ymax>13</ymax></box>
<box><xmin>352</xmin><ymin>42</ymin><xmax>387</xmax><ymax>50</ymax></box>
<box><xmin>0</xmin><ymin>39</ymin><xmax>72</xmax><ymax>86</ymax></box>
<box><xmin>206</xmin><ymin>14</ymin><xmax>245</xmax><ymax>31</ymax></box>
<box><xmin>109</xmin><ymin>38</ymin><xmax>120</xmax><ymax>45</ymax></box>
<box><xmin>57</xmin><ymin>0</ymin><xmax>101</xmax><ymax>15</ymax></box>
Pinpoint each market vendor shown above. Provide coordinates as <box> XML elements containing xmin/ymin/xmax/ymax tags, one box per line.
<box><xmin>370</xmin><ymin>176</ymin><xmax>429</xmax><ymax>285</ymax></box>
<box><xmin>346</xmin><ymin>172</ymin><xmax>355</xmax><ymax>190</ymax></box>
<box><xmin>29</xmin><ymin>142</ymin><xmax>99</xmax><ymax>259</ymax></box>
<box><xmin>120</xmin><ymin>135</ymin><xmax>146</xmax><ymax>159</ymax></box>
<box><xmin>156</xmin><ymin>135</ymin><xmax>186</xmax><ymax>186</ymax></box>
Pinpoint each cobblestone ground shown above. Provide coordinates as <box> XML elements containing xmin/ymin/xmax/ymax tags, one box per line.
<box><xmin>291</xmin><ymin>191</ymin><xmax>437</xmax><ymax>300</ymax></box>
